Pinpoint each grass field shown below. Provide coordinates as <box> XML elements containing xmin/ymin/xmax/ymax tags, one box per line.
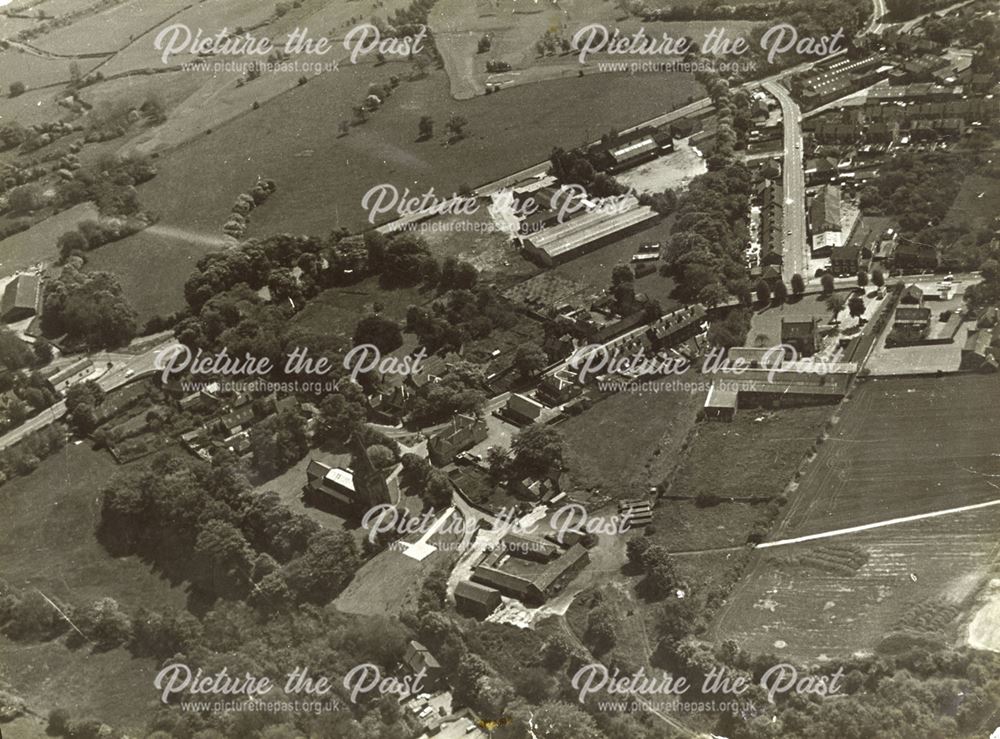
<box><xmin>944</xmin><ymin>173</ymin><xmax>1000</xmax><ymax>231</ymax></box>
<box><xmin>0</xmin><ymin>443</ymin><xmax>189</xmax><ymax>730</ymax></box>
<box><xmin>0</xmin><ymin>202</ymin><xmax>100</xmax><ymax>280</ymax></box>
<box><xmin>292</xmin><ymin>277</ymin><xmax>432</xmax><ymax>339</ymax></box>
<box><xmin>711</xmin><ymin>374</ymin><xmax>1000</xmax><ymax>659</ymax></box>
<box><xmin>83</xmin><ymin>224</ymin><xmax>229</xmax><ymax>324</ymax></box>
<box><xmin>712</xmin><ymin>506</ymin><xmax>1000</xmax><ymax>660</ymax></box>
<box><xmin>559</xmin><ymin>383</ymin><xmax>704</xmax><ymax>498</ymax></box>
<box><xmin>777</xmin><ymin>375</ymin><xmax>1000</xmax><ymax>537</ymax></box>
<box><xmin>33</xmin><ymin>0</ymin><xmax>192</xmax><ymax>56</ymax></box>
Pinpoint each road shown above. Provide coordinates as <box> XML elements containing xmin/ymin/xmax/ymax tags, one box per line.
<box><xmin>762</xmin><ymin>80</ymin><xmax>808</xmax><ymax>285</ymax></box>
<box><xmin>0</xmin><ymin>336</ymin><xmax>178</xmax><ymax>451</ymax></box>
<box><xmin>866</xmin><ymin>0</ymin><xmax>889</xmax><ymax>35</ymax></box>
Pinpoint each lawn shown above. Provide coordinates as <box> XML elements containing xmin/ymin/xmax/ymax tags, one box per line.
<box><xmin>291</xmin><ymin>277</ymin><xmax>433</xmax><ymax>339</ymax></box>
<box><xmin>33</xmin><ymin>0</ymin><xmax>192</xmax><ymax>56</ymax></box>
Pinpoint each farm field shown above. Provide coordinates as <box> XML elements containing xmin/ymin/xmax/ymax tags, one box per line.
<box><xmin>559</xmin><ymin>382</ymin><xmax>704</xmax><ymax>497</ymax></box>
<box><xmin>92</xmin><ymin>66</ymin><xmax>701</xmax><ymax>311</ymax></box>
<box><xmin>0</xmin><ymin>201</ymin><xmax>99</xmax><ymax>280</ymax></box>
<box><xmin>0</xmin><ymin>443</ymin><xmax>188</xmax><ymax>609</ymax></box>
<box><xmin>83</xmin><ymin>223</ymin><xmax>230</xmax><ymax>324</ymax></box>
<box><xmin>708</xmin><ymin>374</ymin><xmax>1000</xmax><ymax>660</ymax></box>
<box><xmin>776</xmin><ymin>375</ymin><xmax>1000</xmax><ymax>538</ymax></box>
<box><xmin>712</xmin><ymin>506</ymin><xmax>1000</xmax><ymax>660</ymax></box>
<box><xmin>33</xmin><ymin>0</ymin><xmax>192</xmax><ymax>56</ymax></box>
<box><xmin>0</xmin><ymin>47</ymin><xmax>93</xmax><ymax>91</ymax></box>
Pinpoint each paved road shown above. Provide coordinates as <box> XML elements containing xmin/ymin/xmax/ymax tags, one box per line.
<box><xmin>0</xmin><ymin>337</ymin><xmax>178</xmax><ymax>451</ymax></box>
<box><xmin>762</xmin><ymin>80</ymin><xmax>808</xmax><ymax>285</ymax></box>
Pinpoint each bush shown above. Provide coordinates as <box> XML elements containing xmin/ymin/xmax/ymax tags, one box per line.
<box><xmin>48</xmin><ymin>707</ymin><xmax>72</xmax><ymax>735</ymax></box>
<box><xmin>9</xmin><ymin>81</ymin><xmax>25</xmax><ymax>97</ymax></box>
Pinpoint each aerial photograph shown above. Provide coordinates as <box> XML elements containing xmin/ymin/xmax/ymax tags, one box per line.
<box><xmin>0</xmin><ymin>0</ymin><xmax>998</xmax><ymax>736</ymax></box>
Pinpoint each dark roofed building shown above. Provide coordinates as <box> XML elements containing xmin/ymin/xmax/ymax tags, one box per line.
<box><xmin>402</xmin><ymin>640</ymin><xmax>443</xmax><ymax>686</ymax></box>
<box><xmin>781</xmin><ymin>318</ymin><xmax>820</xmax><ymax>358</ymax></box>
<box><xmin>961</xmin><ymin>329</ymin><xmax>997</xmax><ymax>372</ymax></box>
<box><xmin>1</xmin><ymin>274</ymin><xmax>40</xmax><ymax>323</ymax></box>
<box><xmin>454</xmin><ymin>580</ymin><xmax>502</xmax><ymax>619</ymax></box>
<box><xmin>899</xmin><ymin>284</ymin><xmax>924</xmax><ymax>305</ymax></box>
<box><xmin>428</xmin><ymin>413</ymin><xmax>488</xmax><ymax>466</ymax></box>
<box><xmin>809</xmin><ymin>184</ymin><xmax>842</xmax><ymax>235</ymax></box>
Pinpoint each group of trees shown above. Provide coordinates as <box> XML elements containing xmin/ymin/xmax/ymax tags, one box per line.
<box><xmin>64</xmin><ymin>380</ymin><xmax>106</xmax><ymax>435</ymax></box>
<box><xmin>57</xmin><ymin>212</ymin><xmax>157</xmax><ymax>262</ymax></box>
<box><xmin>99</xmin><ymin>453</ymin><xmax>359</xmax><ymax>605</ymax></box>
<box><xmin>55</xmin><ymin>153</ymin><xmax>157</xmax><ymax>217</ymax></box>
<box><xmin>405</xmin><ymin>285</ymin><xmax>517</xmax><ymax>353</ymax></box>
<box><xmin>400</xmin><ymin>453</ymin><xmax>453</xmax><ymax>508</ymax></box>
<box><xmin>661</xmin><ymin>162</ymin><xmax>753</xmax><ymax>312</ymax></box>
<box><xmin>487</xmin><ymin>423</ymin><xmax>564</xmax><ymax>484</ymax></box>
<box><xmin>249</xmin><ymin>408</ymin><xmax>309</xmax><ymax>477</ymax></box>
<box><xmin>223</xmin><ymin>178</ymin><xmax>277</xmax><ymax>240</ymax></box>
<box><xmin>549</xmin><ymin>146</ymin><xmax>624</xmax><ymax>197</ymax></box>
<box><xmin>41</xmin><ymin>261</ymin><xmax>138</xmax><ymax>350</ymax></box>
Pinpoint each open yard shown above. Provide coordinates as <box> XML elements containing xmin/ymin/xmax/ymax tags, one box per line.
<box><xmin>712</xmin><ymin>374</ymin><xmax>1000</xmax><ymax>659</ymax></box>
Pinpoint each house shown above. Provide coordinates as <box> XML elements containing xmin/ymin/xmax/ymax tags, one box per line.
<box><xmin>402</xmin><ymin>641</ymin><xmax>443</xmax><ymax>686</ymax></box>
<box><xmin>505</xmin><ymin>393</ymin><xmax>544</xmax><ymax>424</ymax></box>
<box><xmin>895</xmin><ymin>241</ymin><xmax>939</xmax><ymax>272</ymax></box>
<box><xmin>454</xmin><ymin>580</ymin><xmax>502</xmax><ymax>619</ymax></box>
<box><xmin>473</xmin><ymin>543</ymin><xmax>589</xmax><ymax>605</ymax></box>
<box><xmin>537</xmin><ymin>368</ymin><xmax>581</xmax><ymax>405</ymax></box>
<box><xmin>1</xmin><ymin>274</ymin><xmax>40</xmax><ymax>322</ymax></box>
<box><xmin>890</xmin><ymin>305</ymin><xmax>932</xmax><ymax>343</ymax></box>
<box><xmin>809</xmin><ymin>185</ymin><xmax>842</xmax><ymax>253</ymax></box>
<box><xmin>45</xmin><ymin>357</ymin><xmax>94</xmax><ymax>394</ymax></box>
<box><xmin>703</xmin><ymin>383</ymin><xmax>737</xmax><ymax>421</ymax></box>
<box><xmin>899</xmin><ymin>284</ymin><xmax>924</xmax><ymax>305</ymax></box>
<box><xmin>218</xmin><ymin>403</ymin><xmax>256</xmax><ymax>436</ymax></box>
<box><xmin>512</xmin><ymin>475</ymin><xmax>560</xmax><ymax>502</ymax></box>
<box><xmin>961</xmin><ymin>329</ymin><xmax>997</xmax><ymax>372</ymax></box>
<box><xmin>427</xmin><ymin>413</ymin><xmax>488</xmax><ymax>466</ymax></box>
<box><xmin>727</xmin><ymin>346</ymin><xmax>785</xmax><ymax>370</ymax></box>
<box><xmin>781</xmin><ymin>319</ymin><xmax>820</xmax><ymax>357</ymax></box>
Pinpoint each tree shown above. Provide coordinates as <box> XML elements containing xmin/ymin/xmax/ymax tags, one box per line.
<box><xmin>513</xmin><ymin>342</ymin><xmax>547</xmax><ymax>378</ymax></box>
<box><xmin>857</xmin><ymin>270</ymin><xmax>869</xmax><ymax>288</ymax></box>
<box><xmin>445</xmin><ymin>115</ymin><xmax>468</xmax><ymax>139</ymax></box>
<box><xmin>508</xmin><ymin>702</ymin><xmax>603</xmax><ymax>739</ymax></box>
<box><xmin>510</xmin><ymin>423</ymin><xmax>563</xmax><ymax>478</ymax></box>
<box><xmin>338</xmin><ymin>119</ymin><xmax>350</xmax><ymax>136</ymax></box>
<box><xmin>791</xmin><ymin>273</ymin><xmax>805</xmax><ymax>296</ymax></box>
<box><xmin>7</xmin><ymin>184</ymin><xmax>40</xmax><ymax>213</ymax></box>
<box><xmin>418</xmin><ymin>115</ymin><xmax>434</xmax><ymax>139</ymax></box>
<box><xmin>755</xmin><ymin>279</ymin><xmax>771</xmax><ymax>305</ymax></box>
<box><xmin>642</xmin><ymin>544</ymin><xmax>678</xmax><ymax>598</ymax></box>
<box><xmin>9</xmin><ymin>81</ymin><xmax>25</xmax><ymax>98</ymax></box>
<box><xmin>698</xmin><ymin>283</ymin><xmax>729</xmax><ymax>309</ymax></box>
<box><xmin>611</xmin><ymin>264</ymin><xmax>634</xmax><ymax>286</ymax></box>
<box><xmin>423</xmin><ymin>469</ymin><xmax>453</xmax><ymax>508</ymax></box>
<box><xmin>871</xmin><ymin>268</ymin><xmax>885</xmax><ymax>288</ymax></box>
<box><xmin>353</xmin><ymin>315</ymin><xmax>402</xmax><ymax>354</ymax></box>
<box><xmin>58</xmin><ymin>229</ymin><xmax>88</xmax><ymax>261</ymax></box>
<box><xmin>773</xmin><ymin>280</ymin><xmax>788</xmax><ymax>303</ymax></box>
<box><xmin>626</xmin><ymin>536</ymin><xmax>651</xmax><ymax>566</ymax></box>
<box><xmin>849</xmin><ymin>294</ymin><xmax>866</xmax><ymax>320</ymax></box>
<box><xmin>821</xmin><ymin>272</ymin><xmax>835</xmax><ymax>294</ymax></box>
<box><xmin>826</xmin><ymin>293</ymin><xmax>847</xmax><ymax>323</ymax></box>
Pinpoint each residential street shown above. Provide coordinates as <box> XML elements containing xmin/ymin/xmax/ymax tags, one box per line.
<box><xmin>762</xmin><ymin>80</ymin><xmax>808</xmax><ymax>285</ymax></box>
